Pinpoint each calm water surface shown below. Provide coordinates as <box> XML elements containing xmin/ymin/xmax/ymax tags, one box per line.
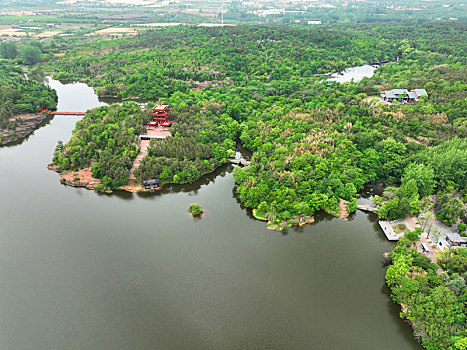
<box><xmin>0</xmin><ymin>79</ymin><xmax>422</xmax><ymax>349</ymax></box>
<box><xmin>329</xmin><ymin>64</ymin><xmax>377</xmax><ymax>83</ymax></box>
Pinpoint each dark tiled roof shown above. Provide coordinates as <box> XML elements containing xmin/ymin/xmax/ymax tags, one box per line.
<box><xmin>143</xmin><ymin>179</ymin><xmax>159</xmax><ymax>186</ymax></box>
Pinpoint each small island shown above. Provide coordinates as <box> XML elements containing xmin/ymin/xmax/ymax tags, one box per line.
<box><xmin>188</xmin><ymin>203</ymin><xmax>204</xmax><ymax>217</ymax></box>
<box><xmin>49</xmin><ymin>101</ymin><xmax>236</xmax><ymax>194</ymax></box>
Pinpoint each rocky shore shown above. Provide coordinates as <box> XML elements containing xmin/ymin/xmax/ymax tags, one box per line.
<box><xmin>1</xmin><ymin>113</ymin><xmax>49</xmax><ymax>145</ymax></box>
<box><xmin>48</xmin><ymin>165</ymin><xmax>104</xmax><ymax>190</ymax></box>
<box><xmin>48</xmin><ymin>165</ymin><xmax>150</xmax><ymax>193</ymax></box>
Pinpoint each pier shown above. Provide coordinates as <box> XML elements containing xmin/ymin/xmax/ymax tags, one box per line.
<box><xmin>378</xmin><ymin>221</ymin><xmax>405</xmax><ymax>241</ymax></box>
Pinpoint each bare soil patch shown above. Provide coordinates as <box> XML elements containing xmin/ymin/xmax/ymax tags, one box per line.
<box><xmin>92</xmin><ymin>27</ymin><xmax>137</xmax><ymax>36</ymax></box>
<box><xmin>35</xmin><ymin>30</ymin><xmax>62</xmax><ymax>38</ymax></box>
<box><xmin>0</xmin><ymin>28</ymin><xmax>27</xmax><ymax>36</ymax></box>
<box><xmin>59</xmin><ymin>168</ymin><xmax>101</xmax><ymax>189</ymax></box>
<box><xmin>132</xmin><ymin>23</ymin><xmax>185</xmax><ymax>27</ymax></box>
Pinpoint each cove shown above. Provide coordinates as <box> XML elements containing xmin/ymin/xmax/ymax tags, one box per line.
<box><xmin>0</xmin><ymin>78</ymin><xmax>422</xmax><ymax>349</ymax></box>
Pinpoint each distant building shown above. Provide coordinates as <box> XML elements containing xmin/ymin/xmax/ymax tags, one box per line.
<box><xmin>307</xmin><ymin>20</ymin><xmax>322</xmax><ymax>25</ymax></box>
<box><xmin>143</xmin><ymin>179</ymin><xmax>159</xmax><ymax>191</ymax></box>
<box><xmin>444</xmin><ymin>230</ymin><xmax>467</xmax><ymax>248</ymax></box>
<box><xmin>381</xmin><ymin>88</ymin><xmax>428</xmax><ymax>103</ymax></box>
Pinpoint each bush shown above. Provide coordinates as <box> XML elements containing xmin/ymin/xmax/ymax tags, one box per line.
<box><xmin>188</xmin><ymin>203</ymin><xmax>203</xmax><ymax>217</ymax></box>
<box><xmin>457</xmin><ymin>223</ymin><xmax>466</xmax><ymax>232</ymax></box>
<box><xmin>405</xmin><ymin>227</ymin><xmax>422</xmax><ymax>241</ymax></box>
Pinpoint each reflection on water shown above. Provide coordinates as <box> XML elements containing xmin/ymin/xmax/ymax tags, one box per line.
<box><xmin>44</xmin><ymin>77</ymin><xmax>108</xmax><ymax>112</ymax></box>
<box><xmin>1</xmin><ymin>114</ymin><xmax>54</xmax><ymax>148</ymax></box>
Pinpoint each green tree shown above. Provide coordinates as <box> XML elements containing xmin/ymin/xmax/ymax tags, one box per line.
<box><xmin>405</xmin><ymin>227</ymin><xmax>422</xmax><ymax>241</ymax></box>
<box><xmin>188</xmin><ymin>203</ymin><xmax>203</xmax><ymax>216</ymax></box>
<box><xmin>372</xmin><ymin>195</ymin><xmax>382</xmax><ymax>206</ymax></box>
<box><xmin>402</xmin><ymin>163</ymin><xmax>435</xmax><ymax>198</ymax></box>
<box><xmin>0</xmin><ymin>42</ymin><xmax>18</xmax><ymax>59</ymax></box>
<box><xmin>20</xmin><ymin>46</ymin><xmax>42</xmax><ymax>65</ymax></box>
<box><xmin>437</xmin><ymin>198</ymin><xmax>465</xmax><ymax>226</ymax></box>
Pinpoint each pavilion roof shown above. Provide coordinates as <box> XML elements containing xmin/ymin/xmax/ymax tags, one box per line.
<box><xmin>152</xmin><ymin>105</ymin><xmax>170</xmax><ymax>111</ymax></box>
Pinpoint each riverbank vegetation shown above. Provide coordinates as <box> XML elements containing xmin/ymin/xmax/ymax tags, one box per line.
<box><xmin>0</xmin><ymin>59</ymin><xmax>57</xmax><ymax>145</ymax></box>
<box><xmin>44</xmin><ymin>23</ymin><xmax>466</xmax><ymax>224</ymax></box>
<box><xmin>386</xmin><ymin>238</ymin><xmax>466</xmax><ymax>349</ymax></box>
<box><xmin>0</xmin><ymin>60</ymin><xmax>56</xmax><ymax>131</ymax></box>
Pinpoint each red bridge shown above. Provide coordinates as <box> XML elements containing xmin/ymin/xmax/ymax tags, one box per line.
<box><xmin>49</xmin><ymin>111</ymin><xmax>86</xmax><ymax>115</ymax></box>
<box><xmin>41</xmin><ymin>108</ymin><xmax>86</xmax><ymax>116</ymax></box>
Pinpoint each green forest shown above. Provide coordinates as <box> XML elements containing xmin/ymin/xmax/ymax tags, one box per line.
<box><xmin>1</xmin><ymin>18</ymin><xmax>462</xmax><ymax>350</ymax></box>
<box><xmin>387</xmin><ymin>235</ymin><xmax>466</xmax><ymax>349</ymax></box>
<box><xmin>1</xmin><ymin>1</ymin><xmax>466</xmax><ymax>348</ymax></box>
<box><xmin>49</xmin><ymin>24</ymin><xmax>466</xmax><ymax>224</ymax></box>
<box><xmin>52</xmin><ymin>102</ymin><xmax>146</xmax><ymax>189</ymax></box>
<box><xmin>0</xmin><ymin>59</ymin><xmax>57</xmax><ymax>130</ymax></box>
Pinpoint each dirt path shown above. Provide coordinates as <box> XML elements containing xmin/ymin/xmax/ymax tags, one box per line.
<box><xmin>414</xmin><ymin>237</ymin><xmax>440</xmax><ymax>269</ymax></box>
<box><xmin>128</xmin><ymin>126</ymin><xmax>171</xmax><ymax>180</ymax></box>
<box><xmin>338</xmin><ymin>199</ymin><xmax>349</xmax><ymax>219</ymax></box>
<box><xmin>129</xmin><ymin>139</ymin><xmax>149</xmax><ymax>180</ymax></box>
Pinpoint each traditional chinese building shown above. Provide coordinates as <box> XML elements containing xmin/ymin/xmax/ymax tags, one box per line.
<box><xmin>148</xmin><ymin>101</ymin><xmax>173</xmax><ymax>128</ymax></box>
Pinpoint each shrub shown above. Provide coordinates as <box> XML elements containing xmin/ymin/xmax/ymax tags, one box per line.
<box><xmin>188</xmin><ymin>203</ymin><xmax>203</xmax><ymax>217</ymax></box>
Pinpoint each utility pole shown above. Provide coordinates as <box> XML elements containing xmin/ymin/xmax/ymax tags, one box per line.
<box><xmin>221</xmin><ymin>3</ymin><xmax>224</xmax><ymax>27</ymax></box>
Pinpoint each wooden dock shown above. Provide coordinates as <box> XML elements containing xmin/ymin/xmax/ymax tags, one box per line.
<box><xmin>379</xmin><ymin>221</ymin><xmax>405</xmax><ymax>241</ymax></box>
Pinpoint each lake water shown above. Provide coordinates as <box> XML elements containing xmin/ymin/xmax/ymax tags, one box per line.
<box><xmin>0</xmin><ymin>78</ymin><xmax>422</xmax><ymax>349</ymax></box>
<box><xmin>328</xmin><ymin>65</ymin><xmax>377</xmax><ymax>83</ymax></box>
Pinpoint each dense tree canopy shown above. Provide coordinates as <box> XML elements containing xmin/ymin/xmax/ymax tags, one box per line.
<box><xmin>387</xmin><ymin>239</ymin><xmax>466</xmax><ymax>350</ymax></box>
<box><xmin>0</xmin><ymin>60</ymin><xmax>57</xmax><ymax>130</ymax></box>
<box><xmin>53</xmin><ymin>102</ymin><xmax>147</xmax><ymax>189</ymax></box>
<box><xmin>46</xmin><ymin>23</ymin><xmax>466</xmax><ymax>221</ymax></box>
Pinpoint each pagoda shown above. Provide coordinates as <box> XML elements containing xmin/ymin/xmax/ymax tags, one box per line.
<box><xmin>147</xmin><ymin>100</ymin><xmax>172</xmax><ymax>128</ymax></box>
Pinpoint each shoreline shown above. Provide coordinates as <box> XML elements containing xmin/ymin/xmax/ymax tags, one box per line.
<box><xmin>1</xmin><ymin>113</ymin><xmax>50</xmax><ymax>146</ymax></box>
<box><xmin>49</xmin><ymin>162</ymin><xmax>354</xmax><ymax>232</ymax></box>
<box><xmin>48</xmin><ymin>160</ymin><xmax>231</xmax><ymax>194</ymax></box>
